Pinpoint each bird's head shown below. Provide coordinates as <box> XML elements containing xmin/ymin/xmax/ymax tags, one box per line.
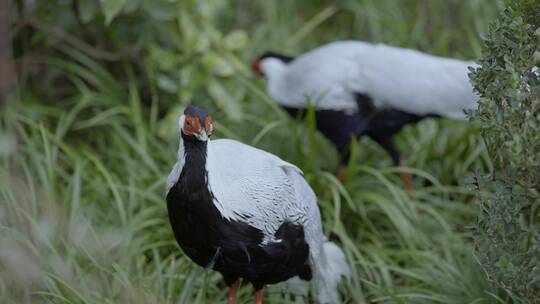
<box><xmin>179</xmin><ymin>105</ymin><xmax>214</xmax><ymax>142</ymax></box>
<box><xmin>252</xmin><ymin>52</ymin><xmax>294</xmax><ymax>77</ymax></box>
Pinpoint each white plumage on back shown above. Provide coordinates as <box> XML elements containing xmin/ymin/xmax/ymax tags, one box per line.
<box><xmin>206</xmin><ymin>139</ymin><xmax>306</xmax><ymax>242</ymax></box>
<box><xmin>261</xmin><ymin>40</ymin><xmax>479</xmax><ymax>119</ymax></box>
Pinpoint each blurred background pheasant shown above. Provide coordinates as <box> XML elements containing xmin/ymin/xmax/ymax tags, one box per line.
<box><xmin>253</xmin><ymin>41</ymin><xmax>479</xmax><ymax>189</ymax></box>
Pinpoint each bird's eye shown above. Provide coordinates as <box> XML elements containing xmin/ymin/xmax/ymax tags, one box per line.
<box><xmin>186</xmin><ymin>120</ymin><xmax>191</xmax><ymax>126</ymax></box>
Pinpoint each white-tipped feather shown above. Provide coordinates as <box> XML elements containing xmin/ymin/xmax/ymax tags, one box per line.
<box><xmin>284</xmin><ymin>167</ymin><xmax>350</xmax><ymax>303</ymax></box>
<box><xmin>285</xmin><ymin>240</ymin><xmax>350</xmax><ymax>303</ymax></box>
<box><xmin>315</xmin><ymin>242</ymin><xmax>351</xmax><ymax>303</ymax></box>
<box><xmin>261</xmin><ymin>40</ymin><xmax>479</xmax><ymax>119</ymax></box>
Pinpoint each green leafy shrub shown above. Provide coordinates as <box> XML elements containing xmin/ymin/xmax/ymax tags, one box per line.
<box><xmin>470</xmin><ymin>1</ymin><xmax>540</xmax><ymax>302</ymax></box>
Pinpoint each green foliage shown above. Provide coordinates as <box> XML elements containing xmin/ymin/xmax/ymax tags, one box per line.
<box><xmin>470</xmin><ymin>1</ymin><xmax>540</xmax><ymax>302</ymax></box>
<box><xmin>2</xmin><ymin>0</ymin><xmax>514</xmax><ymax>303</ymax></box>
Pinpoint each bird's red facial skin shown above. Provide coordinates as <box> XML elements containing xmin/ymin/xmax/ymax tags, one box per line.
<box><xmin>183</xmin><ymin>115</ymin><xmax>201</xmax><ymax>135</ymax></box>
<box><xmin>252</xmin><ymin>59</ymin><xmax>263</xmax><ymax>76</ymax></box>
<box><xmin>204</xmin><ymin>116</ymin><xmax>214</xmax><ymax>136</ymax></box>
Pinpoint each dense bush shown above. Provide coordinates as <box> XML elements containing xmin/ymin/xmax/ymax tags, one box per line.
<box><xmin>470</xmin><ymin>1</ymin><xmax>540</xmax><ymax>302</ymax></box>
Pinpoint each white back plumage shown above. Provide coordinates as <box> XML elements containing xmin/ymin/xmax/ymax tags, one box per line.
<box><xmin>261</xmin><ymin>40</ymin><xmax>479</xmax><ymax>119</ymax></box>
<box><xmin>167</xmin><ymin>137</ymin><xmax>350</xmax><ymax>303</ymax></box>
<box><xmin>206</xmin><ymin>138</ymin><xmax>305</xmax><ymax>242</ymax></box>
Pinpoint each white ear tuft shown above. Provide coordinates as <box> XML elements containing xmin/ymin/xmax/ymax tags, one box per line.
<box><xmin>178</xmin><ymin>115</ymin><xmax>186</xmax><ymax>131</ymax></box>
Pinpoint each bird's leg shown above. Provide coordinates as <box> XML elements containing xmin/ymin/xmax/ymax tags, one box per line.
<box><xmin>254</xmin><ymin>289</ymin><xmax>264</xmax><ymax>304</ymax></box>
<box><xmin>371</xmin><ymin>135</ymin><xmax>414</xmax><ymax>191</ymax></box>
<box><xmin>336</xmin><ymin>146</ymin><xmax>351</xmax><ymax>182</ymax></box>
<box><xmin>399</xmin><ymin>158</ymin><xmax>415</xmax><ymax>191</ymax></box>
<box><xmin>227</xmin><ymin>280</ymin><xmax>240</xmax><ymax>304</ymax></box>
<box><xmin>336</xmin><ymin>165</ymin><xmax>348</xmax><ymax>183</ymax></box>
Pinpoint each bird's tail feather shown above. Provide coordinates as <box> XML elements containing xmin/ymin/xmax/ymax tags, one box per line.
<box><xmin>313</xmin><ymin>241</ymin><xmax>350</xmax><ymax>303</ymax></box>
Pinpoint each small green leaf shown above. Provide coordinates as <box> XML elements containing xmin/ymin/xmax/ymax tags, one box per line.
<box><xmin>201</xmin><ymin>52</ymin><xmax>235</xmax><ymax>77</ymax></box>
<box><xmin>533</xmin><ymin>51</ymin><xmax>540</xmax><ymax>63</ymax></box>
<box><xmin>207</xmin><ymin>79</ymin><xmax>243</xmax><ymax>121</ymax></box>
<box><xmin>223</xmin><ymin>30</ymin><xmax>248</xmax><ymax>51</ymax></box>
<box><xmin>100</xmin><ymin>0</ymin><xmax>127</xmax><ymax>25</ymax></box>
<box><xmin>78</xmin><ymin>0</ymin><xmax>98</xmax><ymax>24</ymax></box>
<box><xmin>145</xmin><ymin>0</ymin><xmax>176</xmax><ymax>21</ymax></box>
<box><xmin>122</xmin><ymin>0</ymin><xmax>141</xmax><ymax>14</ymax></box>
<box><xmin>148</xmin><ymin>44</ymin><xmax>181</xmax><ymax>71</ymax></box>
<box><xmin>157</xmin><ymin>73</ymin><xmax>179</xmax><ymax>94</ymax></box>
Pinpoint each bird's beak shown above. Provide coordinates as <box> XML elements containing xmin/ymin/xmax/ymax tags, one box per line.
<box><xmin>195</xmin><ymin>129</ymin><xmax>208</xmax><ymax>141</ymax></box>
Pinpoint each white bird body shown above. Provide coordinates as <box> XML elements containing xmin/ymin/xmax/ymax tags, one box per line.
<box><xmin>262</xmin><ymin>40</ymin><xmax>479</xmax><ymax>119</ymax></box>
<box><xmin>167</xmin><ymin>109</ymin><xmax>349</xmax><ymax>303</ymax></box>
<box><xmin>206</xmin><ymin>139</ymin><xmax>308</xmax><ymax>243</ymax></box>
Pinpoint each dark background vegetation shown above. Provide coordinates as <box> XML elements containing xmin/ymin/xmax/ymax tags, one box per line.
<box><xmin>0</xmin><ymin>0</ymin><xmax>538</xmax><ymax>303</ymax></box>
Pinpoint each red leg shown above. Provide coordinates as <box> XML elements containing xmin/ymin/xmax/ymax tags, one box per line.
<box><xmin>399</xmin><ymin>158</ymin><xmax>415</xmax><ymax>191</ymax></box>
<box><xmin>227</xmin><ymin>280</ymin><xmax>240</xmax><ymax>304</ymax></box>
<box><xmin>336</xmin><ymin>165</ymin><xmax>348</xmax><ymax>183</ymax></box>
<box><xmin>254</xmin><ymin>289</ymin><xmax>264</xmax><ymax>304</ymax></box>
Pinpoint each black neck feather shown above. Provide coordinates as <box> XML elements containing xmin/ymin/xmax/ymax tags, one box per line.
<box><xmin>178</xmin><ymin>133</ymin><xmax>208</xmax><ymax>192</ymax></box>
<box><xmin>260</xmin><ymin>52</ymin><xmax>295</xmax><ymax>63</ymax></box>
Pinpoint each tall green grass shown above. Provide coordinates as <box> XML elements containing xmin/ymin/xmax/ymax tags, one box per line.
<box><xmin>2</xmin><ymin>1</ymin><xmax>511</xmax><ymax>303</ymax></box>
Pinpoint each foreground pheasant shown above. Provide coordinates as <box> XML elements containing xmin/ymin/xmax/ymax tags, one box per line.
<box><xmin>166</xmin><ymin>105</ymin><xmax>350</xmax><ymax>303</ymax></box>
<box><xmin>253</xmin><ymin>41</ymin><xmax>479</xmax><ymax>189</ymax></box>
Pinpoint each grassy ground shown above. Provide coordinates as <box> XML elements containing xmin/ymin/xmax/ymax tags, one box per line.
<box><xmin>1</xmin><ymin>1</ymin><xmax>512</xmax><ymax>303</ymax></box>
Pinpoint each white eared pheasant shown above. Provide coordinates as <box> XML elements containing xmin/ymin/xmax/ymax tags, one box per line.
<box><xmin>253</xmin><ymin>40</ymin><xmax>479</xmax><ymax>189</ymax></box>
<box><xmin>166</xmin><ymin>105</ymin><xmax>350</xmax><ymax>304</ymax></box>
